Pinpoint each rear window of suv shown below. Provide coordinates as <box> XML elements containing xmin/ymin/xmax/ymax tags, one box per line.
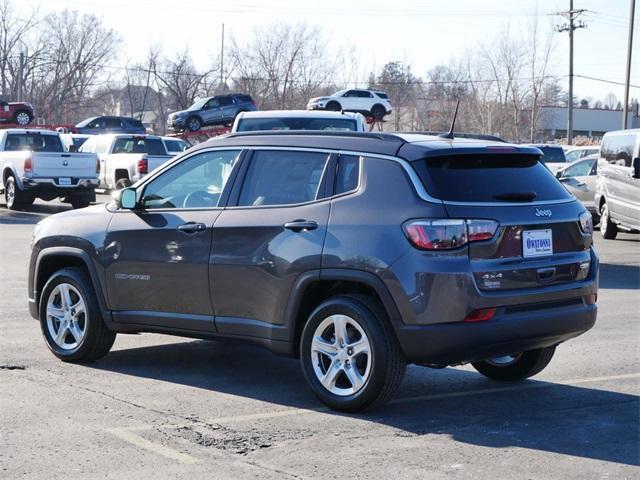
<box><xmin>412</xmin><ymin>154</ymin><xmax>572</xmax><ymax>203</ymax></box>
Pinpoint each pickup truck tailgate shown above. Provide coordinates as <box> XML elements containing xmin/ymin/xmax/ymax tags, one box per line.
<box><xmin>33</xmin><ymin>152</ymin><xmax>97</xmax><ymax>178</ymax></box>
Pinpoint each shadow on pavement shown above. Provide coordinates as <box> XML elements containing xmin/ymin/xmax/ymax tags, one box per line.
<box><xmin>89</xmin><ymin>339</ymin><xmax>640</xmax><ymax>467</ymax></box>
<box><xmin>599</xmin><ymin>263</ymin><xmax>640</xmax><ymax>289</ymax></box>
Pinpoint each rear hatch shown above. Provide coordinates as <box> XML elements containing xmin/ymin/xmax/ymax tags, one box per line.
<box><xmin>411</xmin><ymin>152</ymin><xmax>593</xmax><ymax>291</ymax></box>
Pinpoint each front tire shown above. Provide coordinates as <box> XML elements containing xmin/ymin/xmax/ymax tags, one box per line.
<box><xmin>370</xmin><ymin>105</ymin><xmax>386</xmax><ymax>120</ymax></box>
<box><xmin>300</xmin><ymin>295</ymin><xmax>406</xmax><ymax>412</ymax></box>
<box><xmin>186</xmin><ymin>116</ymin><xmax>202</xmax><ymax>132</ymax></box>
<box><xmin>39</xmin><ymin>267</ymin><xmax>116</xmax><ymax>363</ymax></box>
<box><xmin>4</xmin><ymin>175</ymin><xmax>33</xmax><ymax>210</ymax></box>
<box><xmin>325</xmin><ymin>101</ymin><xmax>341</xmax><ymax>112</ymax></box>
<box><xmin>600</xmin><ymin>202</ymin><xmax>617</xmax><ymax>239</ymax></box>
<box><xmin>69</xmin><ymin>197</ymin><xmax>91</xmax><ymax>209</ymax></box>
<box><xmin>472</xmin><ymin>346</ymin><xmax>556</xmax><ymax>381</ymax></box>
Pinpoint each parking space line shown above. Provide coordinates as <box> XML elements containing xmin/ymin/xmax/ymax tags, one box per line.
<box><xmin>204</xmin><ymin>372</ymin><xmax>640</xmax><ymax>424</ymax></box>
<box><xmin>106</xmin><ymin>427</ymin><xmax>200</xmax><ymax>464</ymax></box>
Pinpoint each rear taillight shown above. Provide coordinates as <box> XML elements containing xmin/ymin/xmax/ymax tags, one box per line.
<box><xmin>137</xmin><ymin>158</ymin><xmax>148</xmax><ymax>174</ymax></box>
<box><xmin>24</xmin><ymin>156</ymin><xmax>32</xmax><ymax>173</ymax></box>
<box><xmin>579</xmin><ymin>211</ymin><xmax>593</xmax><ymax>234</ymax></box>
<box><xmin>403</xmin><ymin>219</ymin><xmax>499</xmax><ymax>250</ymax></box>
<box><xmin>463</xmin><ymin>308</ymin><xmax>496</xmax><ymax>322</ymax></box>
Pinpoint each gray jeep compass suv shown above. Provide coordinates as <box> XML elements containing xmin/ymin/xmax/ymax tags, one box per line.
<box><xmin>28</xmin><ymin>132</ymin><xmax>598</xmax><ymax>412</ymax></box>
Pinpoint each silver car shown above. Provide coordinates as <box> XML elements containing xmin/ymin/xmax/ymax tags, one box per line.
<box><xmin>557</xmin><ymin>154</ymin><xmax>599</xmax><ymax>221</ymax></box>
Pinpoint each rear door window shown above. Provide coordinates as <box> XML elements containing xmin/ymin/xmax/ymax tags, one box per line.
<box><xmin>601</xmin><ymin>134</ymin><xmax>637</xmax><ymax>167</ymax></box>
<box><xmin>412</xmin><ymin>154</ymin><xmax>572</xmax><ymax>203</ymax></box>
<box><xmin>238</xmin><ymin>150</ymin><xmax>330</xmax><ymax>206</ymax></box>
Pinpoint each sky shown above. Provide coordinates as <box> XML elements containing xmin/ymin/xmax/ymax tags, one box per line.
<box><xmin>18</xmin><ymin>0</ymin><xmax>640</xmax><ymax>104</ymax></box>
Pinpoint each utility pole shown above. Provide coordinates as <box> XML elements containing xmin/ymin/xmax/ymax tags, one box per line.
<box><xmin>220</xmin><ymin>23</ymin><xmax>225</xmax><ymax>93</ymax></box>
<box><xmin>17</xmin><ymin>52</ymin><xmax>24</xmax><ymax>101</ymax></box>
<box><xmin>622</xmin><ymin>0</ymin><xmax>636</xmax><ymax>129</ymax></box>
<box><xmin>556</xmin><ymin>1</ymin><xmax>587</xmax><ymax>145</ymax></box>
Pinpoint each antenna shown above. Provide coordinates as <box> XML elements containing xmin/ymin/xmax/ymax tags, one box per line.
<box><xmin>439</xmin><ymin>100</ymin><xmax>460</xmax><ymax>139</ymax></box>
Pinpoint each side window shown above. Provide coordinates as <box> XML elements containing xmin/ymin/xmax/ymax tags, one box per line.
<box><xmin>238</xmin><ymin>150</ymin><xmax>330</xmax><ymax>206</ymax></box>
<box><xmin>88</xmin><ymin>118</ymin><xmax>104</xmax><ymax>129</ymax></box>
<box><xmin>106</xmin><ymin>118</ymin><xmax>123</xmax><ymax>129</ymax></box>
<box><xmin>343</xmin><ymin>90</ymin><xmax>356</xmax><ymax>98</ymax></box>
<box><xmin>602</xmin><ymin>135</ymin><xmax>635</xmax><ymax>167</ymax></box>
<box><xmin>358</xmin><ymin>91</ymin><xmax>373</xmax><ymax>98</ymax></box>
<box><xmin>218</xmin><ymin>96</ymin><xmax>234</xmax><ymax>107</ymax></box>
<box><xmin>335</xmin><ymin>155</ymin><xmax>360</xmax><ymax>194</ymax></box>
<box><xmin>205</xmin><ymin>98</ymin><xmax>220</xmax><ymax>109</ymax></box>
<box><xmin>141</xmin><ymin>150</ymin><xmax>241</xmax><ymax>209</ymax></box>
<box><xmin>562</xmin><ymin>159</ymin><xmax>594</xmax><ymax>178</ymax></box>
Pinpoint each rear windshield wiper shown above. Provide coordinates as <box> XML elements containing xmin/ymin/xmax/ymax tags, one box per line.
<box><xmin>493</xmin><ymin>191</ymin><xmax>537</xmax><ymax>202</ymax></box>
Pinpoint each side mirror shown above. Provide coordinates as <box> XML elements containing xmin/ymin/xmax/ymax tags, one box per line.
<box><xmin>555</xmin><ymin>170</ymin><xmax>562</xmax><ymax>179</ymax></box>
<box><xmin>633</xmin><ymin>157</ymin><xmax>640</xmax><ymax>179</ymax></box>
<box><xmin>119</xmin><ymin>187</ymin><xmax>138</xmax><ymax>209</ymax></box>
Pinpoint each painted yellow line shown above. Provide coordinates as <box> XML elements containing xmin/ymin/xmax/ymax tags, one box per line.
<box><xmin>106</xmin><ymin>427</ymin><xmax>200</xmax><ymax>464</ymax></box>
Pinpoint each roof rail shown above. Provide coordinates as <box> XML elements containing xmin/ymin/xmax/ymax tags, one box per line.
<box><xmin>218</xmin><ymin>130</ymin><xmax>407</xmax><ymax>142</ymax></box>
<box><xmin>402</xmin><ymin>131</ymin><xmax>506</xmax><ymax>143</ymax></box>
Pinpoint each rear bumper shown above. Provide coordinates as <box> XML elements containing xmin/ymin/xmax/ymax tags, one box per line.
<box><xmin>20</xmin><ymin>177</ymin><xmax>98</xmax><ymax>198</ymax></box>
<box><xmin>396</xmin><ymin>301</ymin><xmax>596</xmax><ymax>365</ymax></box>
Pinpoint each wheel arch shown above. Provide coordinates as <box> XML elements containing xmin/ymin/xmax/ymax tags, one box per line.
<box><xmin>2</xmin><ymin>165</ymin><xmax>21</xmax><ymax>188</ymax></box>
<box><xmin>285</xmin><ymin>269</ymin><xmax>403</xmax><ymax>356</ymax></box>
<box><xmin>32</xmin><ymin>247</ymin><xmax>110</xmax><ymax>321</ymax></box>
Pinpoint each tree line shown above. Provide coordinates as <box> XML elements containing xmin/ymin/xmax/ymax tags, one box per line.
<box><xmin>1</xmin><ymin>0</ymin><xmax>635</xmax><ymax>141</ymax></box>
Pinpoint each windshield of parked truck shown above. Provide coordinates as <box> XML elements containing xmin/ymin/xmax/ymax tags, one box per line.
<box><xmin>236</xmin><ymin>117</ymin><xmax>358</xmax><ymax>132</ymax></box>
<box><xmin>4</xmin><ymin>133</ymin><xmax>64</xmax><ymax>152</ymax></box>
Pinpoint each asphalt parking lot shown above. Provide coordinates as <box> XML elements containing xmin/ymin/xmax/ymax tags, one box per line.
<box><xmin>1</xmin><ymin>197</ymin><xmax>638</xmax><ymax>480</ymax></box>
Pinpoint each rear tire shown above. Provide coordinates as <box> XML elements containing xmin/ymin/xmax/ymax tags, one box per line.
<box><xmin>69</xmin><ymin>197</ymin><xmax>91</xmax><ymax>209</ymax></box>
<box><xmin>600</xmin><ymin>202</ymin><xmax>617</xmax><ymax>239</ymax></box>
<box><xmin>4</xmin><ymin>175</ymin><xmax>33</xmax><ymax>210</ymax></box>
<box><xmin>300</xmin><ymin>295</ymin><xmax>406</xmax><ymax>412</ymax></box>
<box><xmin>325</xmin><ymin>101</ymin><xmax>341</xmax><ymax>112</ymax></box>
<box><xmin>39</xmin><ymin>267</ymin><xmax>116</xmax><ymax>363</ymax></box>
<box><xmin>472</xmin><ymin>346</ymin><xmax>556</xmax><ymax>381</ymax></box>
<box><xmin>13</xmin><ymin>110</ymin><xmax>32</xmax><ymax>126</ymax></box>
<box><xmin>370</xmin><ymin>105</ymin><xmax>386</xmax><ymax>120</ymax></box>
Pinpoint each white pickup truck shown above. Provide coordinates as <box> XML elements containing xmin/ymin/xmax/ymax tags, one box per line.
<box><xmin>0</xmin><ymin>129</ymin><xmax>99</xmax><ymax>210</ymax></box>
<box><xmin>79</xmin><ymin>134</ymin><xmax>174</xmax><ymax>190</ymax></box>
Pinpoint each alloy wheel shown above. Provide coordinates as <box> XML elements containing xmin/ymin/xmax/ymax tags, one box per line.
<box><xmin>6</xmin><ymin>180</ymin><xmax>14</xmax><ymax>206</ymax></box>
<box><xmin>485</xmin><ymin>353</ymin><xmax>522</xmax><ymax>367</ymax></box>
<box><xmin>15</xmin><ymin>112</ymin><xmax>30</xmax><ymax>125</ymax></box>
<box><xmin>310</xmin><ymin>314</ymin><xmax>372</xmax><ymax>396</ymax></box>
<box><xmin>46</xmin><ymin>283</ymin><xmax>87</xmax><ymax>350</ymax></box>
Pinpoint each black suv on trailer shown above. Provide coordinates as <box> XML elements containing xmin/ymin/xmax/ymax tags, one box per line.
<box><xmin>28</xmin><ymin>132</ymin><xmax>598</xmax><ymax>412</ymax></box>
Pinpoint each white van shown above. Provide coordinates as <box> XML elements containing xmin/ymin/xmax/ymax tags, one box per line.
<box><xmin>595</xmin><ymin>129</ymin><xmax>640</xmax><ymax>239</ymax></box>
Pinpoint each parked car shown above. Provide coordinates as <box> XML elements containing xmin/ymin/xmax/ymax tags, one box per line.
<box><xmin>75</xmin><ymin>116</ymin><xmax>146</xmax><ymax>135</ymax></box>
<box><xmin>528</xmin><ymin>144</ymin><xmax>568</xmax><ymax>174</ymax></box>
<box><xmin>28</xmin><ymin>131</ymin><xmax>598</xmax><ymax>412</ymax></box>
<box><xmin>307</xmin><ymin>89</ymin><xmax>392</xmax><ymax>120</ymax></box>
<box><xmin>161</xmin><ymin>136</ymin><xmax>188</xmax><ymax>155</ymax></box>
<box><xmin>0</xmin><ymin>129</ymin><xmax>99</xmax><ymax>209</ymax></box>
<box><xmin>556</xmin><ymin>154</ymin><xmax>599</xmax><ymax>222</ymax></box>
<box><xmin>232</xmin><ymin>110</ymin><xmax>367</xmax><ymax>132</ymax></box>
<box><xmin>564</xmin><ymin>146</ymin><xmax>599</xmax><ymax>163</ymax></box>
<box><xmin>167</xmin><ymin>94</ymin><xmax>257</xmax><ymax>132</ymax></box>
<box><xmin>0</xmin><ymin>98</ymin><xmax>34</xmax><ymax>126</ymax></box>
<box><xmin>60</xmin><ymin>133</ymin><xmax>91</xmax><ymax>152</ymax></box>
<box><xmin>79</xmin><ymin>134</ymin><xmax>173</xmax><ymax>190</ymax></box>
<box><xmin>595</xmin><ymin>128</ymin><xmax>640</xmax><ymax>239</ymax></box>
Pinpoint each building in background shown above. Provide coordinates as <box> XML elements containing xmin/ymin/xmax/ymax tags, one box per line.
<box><xmin>539</xmin><ymin>105</ymin><xmax>640</xmax><ymax>141</ymax></box>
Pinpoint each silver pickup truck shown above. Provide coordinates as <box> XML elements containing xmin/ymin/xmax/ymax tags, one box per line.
<box><xmin>0</xmin><ymin>129</ymin><xmax>99</xmax><ymax>210</ymax></box>
<box><xmin>79</xmin><ymin>134</ymin><xmax>174</xmax><ymax>190</ymax></box>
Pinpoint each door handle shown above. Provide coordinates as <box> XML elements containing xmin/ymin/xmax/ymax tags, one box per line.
<box><xmin>537</xmin><ymin>267</ymin><xmax>556</xmax><ymax>283</ymax></box>
<box><xmin>177</xmin><ymin>222</ymin><xmax>207</xmax><ymax>233</ymax></box>
<box><xmin>284</xmin><ymin>219</ymin><xmax>318</xmax><ymax>232</ymax></box>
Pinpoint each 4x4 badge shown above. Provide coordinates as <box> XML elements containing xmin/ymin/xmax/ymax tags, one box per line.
<box><xmin>535</xmin><ymin>208</ymin><xmax>552</xmax><ymax>217</ymax></box>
